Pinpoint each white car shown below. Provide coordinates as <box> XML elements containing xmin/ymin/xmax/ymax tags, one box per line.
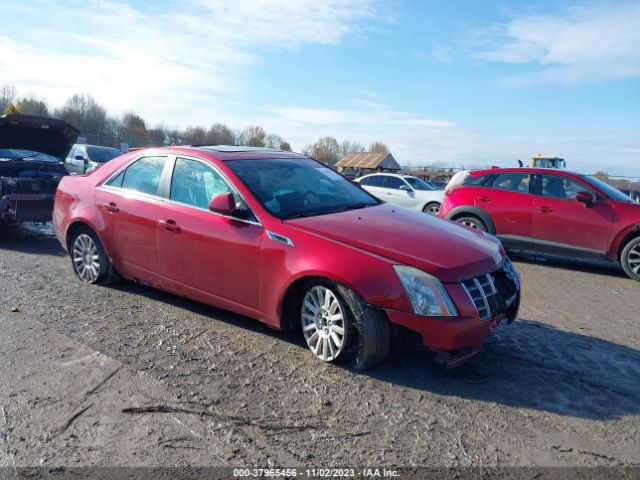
<box><xmin>356</xmin><ymin>173</ymin><xmax>445</xmax><ymax>214</ymax></box>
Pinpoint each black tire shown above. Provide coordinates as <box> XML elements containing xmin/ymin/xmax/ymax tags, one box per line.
<box><xmin>423</xmin><ymin>202</ymin><xmax>441</xmax><ymax>215</ymax></box>
<box><xmin>69</xmin><ymin>226</ymin><xmax>120</xmax><ymax>285</ymax></box>
<box><xmin>455</xmin><ymin>215</ymin><xmax>488</xmax><ymax>232</ymax></box>
<box><xmin>621</xmin><ymin>236</ymin><xmax>640</xmax><ymax>281</ymax></box>
<box><xmin>337</xmin><ymin>285</ymin><xmax>390</xmax><ymax>370</ymax></box>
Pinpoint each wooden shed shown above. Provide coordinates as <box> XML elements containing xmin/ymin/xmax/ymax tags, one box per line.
<box><xmin>335</xmin><ymin>152</ymin><xmax>400</xmax><ymax>176</ymax></box>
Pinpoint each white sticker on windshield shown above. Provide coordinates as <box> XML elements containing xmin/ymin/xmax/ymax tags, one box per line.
<box><xmin>316</xmin><ymin>167</ymin><xmax>342</xmax><ymax>180</ymax></box>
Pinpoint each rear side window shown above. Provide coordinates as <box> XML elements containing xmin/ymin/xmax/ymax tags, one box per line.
<box><xmin>360</xmin><ymin>176</ymin><xmax>384</xmax><ymax>187</ymax></box>
<box><xmin>107</xmin><ymin>156</ymin><xmax>167</xmax><ymax>196</ymax></box>
<box><xmin>170</xmin><ymin>157</ymin><xmax>231</xmax><ymax>209</ymax></box>
<box><xmin>491</xmin><ymin>173</ymin><xmax>530</xmax><ymax>193</ymax></box>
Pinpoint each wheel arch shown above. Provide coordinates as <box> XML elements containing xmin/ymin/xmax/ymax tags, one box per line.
<box><xmin>444</xmin><ymin>206</ymin><xmax>496</xmax><ymax>234</ymax></box>
<box><xmin>616</xmin><ymin>224</ymin><xmax>640</xmax><ymax>260</ymax></box>
<box><xmin>65</xmin><ymin>219</ymin><xmax>106</xmax><ymax>254</ymax></box>
<box><xmin>278</xmin><ymin>273</ymin><xmax>364</xmax><ymax>332</ymax></box>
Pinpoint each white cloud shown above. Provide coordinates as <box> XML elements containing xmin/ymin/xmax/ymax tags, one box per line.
<box><xmin>475</xmin><ymin>2</ymin><xmax>640</xmax><ymax>84</ymax></box>
<box><xmin>266</xmin><ymin>101</ymin><xmax>455</xmax><ymax>128</ymax></box>
<box><xmin>0</xmin><ymin>0</ymin><xmax>374</xmax><ymax>119</ymax></box>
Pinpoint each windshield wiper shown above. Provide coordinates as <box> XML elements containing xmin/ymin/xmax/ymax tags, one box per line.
<box><xmin>339</xmin><ymin>202</ymin><xmax>373</xmax><ymax>211</ymax></box>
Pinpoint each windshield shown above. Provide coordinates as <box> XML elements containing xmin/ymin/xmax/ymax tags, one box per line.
<box><xmin>226</xmin><ymin>158</ymin><xmax>379</xmax><ymax>220</ymax></box>
<box><xmin>580</xmin><ymin>175</ymin><xmax>634</xmax><ymax>203</ymax></box>
<box><xmin>404</xmin><ymin>176</ymin><xmax>436</xmax><ymax>191</ymax></box>
<box><xmin>0</xmin><ymin>149</ymin><xmax>59</xmax><ymax>163</ymax></box>
<box><xmin>86</xmin><ymin>146</ymin><xmax>122</xmax><ymax>163</ymax></box>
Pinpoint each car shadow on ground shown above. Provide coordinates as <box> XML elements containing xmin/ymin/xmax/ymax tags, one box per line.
<box><xmin>107</xmin><ymin>281</ymin><xmax>640</xmax><ymax>421</ymax></box>
<box><xmin>508</xmin><ymin>249</ymin><xmax>628</xmax><ymax>279</ymax></box>
<box><xmin>0</xmin><ymin>222</ymin><xmax>66</xmax><ymax>256</ymax></box>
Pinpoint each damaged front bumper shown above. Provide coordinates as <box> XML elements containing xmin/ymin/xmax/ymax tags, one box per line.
<box><xmin>0</xmin><ymin>193</ymin><xmax>56</xmax><ymax>224</ymax></box>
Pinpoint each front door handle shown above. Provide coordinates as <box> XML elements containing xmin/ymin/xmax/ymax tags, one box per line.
<box><xmin>103</xmin><ymin>202</ymin><xmax>119</xmax><ymax>214</ymax></box>
<box><xmin>159</xmin><ymin>219</ymin><xmax>181</xmax><ymax>233</ymax></box>
<box><xmin>538</xmin><ymin>206</ymin><xmax>553</xmax><ymax>213</ymax></box>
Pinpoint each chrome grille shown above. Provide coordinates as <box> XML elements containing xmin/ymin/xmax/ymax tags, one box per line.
<box><xmin>462</xmin><ymin>258</ymin><xmax>519</xmax><ymax>321</ymax></box>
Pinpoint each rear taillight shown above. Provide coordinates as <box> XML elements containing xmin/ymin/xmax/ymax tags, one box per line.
<box><xmin>445</xmin><ymin>186</ymin><xmax>460</xmax><ymax>196</ymax></box>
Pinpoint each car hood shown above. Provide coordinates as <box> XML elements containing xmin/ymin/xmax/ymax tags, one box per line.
<box><xmin>0</xmin><ymin>114</ymin><xmax>79</xmax><ymax>160</ymax></box>
<box><xmin>287</xmin><ymin>204</ymin><xmax>503</xmax><ymax>283</ymax></box>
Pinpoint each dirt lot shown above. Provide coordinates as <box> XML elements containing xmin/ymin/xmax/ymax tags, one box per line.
<box><xmin>0</xmin><ymin>223</ymin><xmax>638</xmax><ymax>469</ymax></box>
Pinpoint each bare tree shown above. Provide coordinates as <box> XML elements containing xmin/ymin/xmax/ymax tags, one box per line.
<box><xmin>241</xmin><ymin>126</ymin><xmax>266</xmax><ymax>147</ymax></box>
<box><xmin>309</xmin><ymin>136</ymin><xmax>341</xmax><ymax>165</ymax></box>
<box><xmin>205</xmin><ymin>123</ymin><xmax>234</xmax><ymax>145</ymax></box>
<box><xmin>55</xmin><ymin>94</ymin><xmax>107</xmax><ymax>144</ymax></box>
<box><xmin>118</xmin><ymin>112</ymin><xmax>148</xmax><ymax>146</ymax></box>
<box><xmin>15</xmin><ymin>96</ymin><xmax>49</xmax><ymax>116</ymax></box>
<box><xmin>279</xmin><ymin>141</ymin><xmax>291</xmax><ymax>151</ymax></box>
<box><xmin>339</xmin><ymin>140</ymin><xmax>364</xmax><ymax>158</ymax></box>
<box><xmin>369</xmin><ymin>142</ymin><xmax>389</xmax><ymax>153</ymax></box>
<box><xmin>0</xmin><ymin>84</ymin><xmax>17</xmax><ymax>114</ymax></box>
<box><xmin>182</xmin><ymin>125</ymin><xmax>207</xmax><ymax>145</ymax></box>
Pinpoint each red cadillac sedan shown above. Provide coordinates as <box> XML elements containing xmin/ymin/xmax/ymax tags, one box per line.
<box><xmin>53</xmin><ymin>146</ymin><xmax>520</xmax><ymax>369</ymax></box>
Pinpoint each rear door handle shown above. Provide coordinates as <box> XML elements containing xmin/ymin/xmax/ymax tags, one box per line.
<box><xmin>538</xmin><ymin>206</ymin><xmax>553</xmax><ymax>213</ymax></box>
<box><xmin>159</xmin><ymin>219</ymin><xmax>181</xmax><ymax>233</ymax></box>
<box><xmin>103</xmin><ymin>202</ymin><xmax>119</xmax><ymax>214</ymax></box>
<box><xmin>478</xmin><ymin>196</ymin><xmax>491</xmax><ymax>202</ymax></box>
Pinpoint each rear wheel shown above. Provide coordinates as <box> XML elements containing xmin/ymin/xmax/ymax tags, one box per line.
<box><xmin>423</xmin><ymin>202</ymin><xmax>441</xmax><ymax>215</ymax></box>
<box><xmin>455</xmin><ymin>215</ymin><xmax>487</xmax><ymax>232</ymax></box>
<box><xmin>621</xmin><ymin>237</ymin><xmax>640</xmax><ymax>281</ymax></box>
<box><xmin>70</xmin><ymin>227</ymin><xmax>119</xmax><ymax>285</ymax></box>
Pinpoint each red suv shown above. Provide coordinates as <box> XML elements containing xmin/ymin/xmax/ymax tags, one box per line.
<box><xmin>440</xmin><ymin>168</ymin><xmax>640</xmax><ymax>281</ymax></box>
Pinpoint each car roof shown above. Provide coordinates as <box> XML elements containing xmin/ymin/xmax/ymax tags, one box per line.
<box><xmin>189</xmin><ymin>145</ymin><xmax>307</xmax><ymax>161</ymax></box>
<box><xmin>361</xmin><ymin>172</ymin><xmax>412</xmax><ymax>178</ymax></box>
<box><xmin>135</xmin><ymin>145</ymin><xmax>309</xmax><ymax>161</ymax></box>
<box><xmin>471</xmin><ymin>167</ymin><xmax>585</xmax><ymax>177</ymax></box>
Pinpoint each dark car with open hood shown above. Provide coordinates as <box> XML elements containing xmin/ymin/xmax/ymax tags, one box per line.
<box><xmin>0</xmin><ymin>114</ymin><xmax>78</xmax><ymax>225</ymax></box>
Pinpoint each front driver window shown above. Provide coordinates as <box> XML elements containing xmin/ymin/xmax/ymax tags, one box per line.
<box><xmin>541</xmin><ymin>175</ymin><xmax>590</xmax><ymax>200</ymax></box>
<box><xmin>385</xmin><ymin>177</ymin><xmax>405</xmax><ymax>190</ymax></box>
<box><xmin>170</xmin><ymin>157</ymin><xmax>231</xmax><ymax>210</ymax></box>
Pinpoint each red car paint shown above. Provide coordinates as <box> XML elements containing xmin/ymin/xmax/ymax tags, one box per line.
<box><xmin>54</xmin><ymin>147</ymin><xmax>520</xmax><ymax>362</ymax></box>
<box><xmin>440</xmin><ymin>167</ymin><xmax>640</xmax><ymax>263</ymax></box>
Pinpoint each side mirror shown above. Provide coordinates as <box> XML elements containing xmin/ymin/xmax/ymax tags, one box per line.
<box><xmin>576</xmin><ymin>191</ymin><xmax>594</xmax><ymax>207</ymax></box>
<box><xmin>208</xmin><ymin>192</ymin><xmax>236</xmax><ymax>215</ymax></box>
<box><xmin>399</xmin><ymin>185</ymin><xmax>411</xmax><ymax>192</ymax></box>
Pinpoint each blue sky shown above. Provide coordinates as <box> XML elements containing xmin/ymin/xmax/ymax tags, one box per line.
<box><xmin>1</xmin><ymin>0</ymin><xmax>639</xmax><ymax>175</ymax></box>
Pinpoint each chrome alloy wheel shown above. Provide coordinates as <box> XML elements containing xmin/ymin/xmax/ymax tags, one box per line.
<box><xmin>72</xmin><ymin>234</ymin><xmax>101</xmax><ymax>282</ymax></box>
<box><xmin>628</xmin><ymin>244</ymin><xmax>640</xmax><ymax>275</ymax></box>
<box><xmin>460</xmin><ymin>219</ymin><xmax>479</xmax><ymax>229</ymax></box>
<box><xmin>301</xmin><ymin>286</ymin><xmax>347</xmax><ymax>362</ymax></box>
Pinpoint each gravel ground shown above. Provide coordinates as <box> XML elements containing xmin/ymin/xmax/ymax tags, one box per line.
<box><xmin>0</xmin><ymin>222</ymin><xmax>638</xmax><ymax>468</ymax></box>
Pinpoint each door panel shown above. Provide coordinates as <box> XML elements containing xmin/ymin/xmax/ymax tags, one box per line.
<box><xmin>156</xmin><ymin>157</ymin><xmax>262</xmax><ymax>309</ymax></box>
<box><xmin>533</xmin><ymin>175</ymin><xmax>613</xmax><ymax>255</ymax></box>
<box><xmin>477</xmin><ymin>173</ymin><xmax>534</xmax><ymax>247</ymax></box>
<box><xmin>95</xmin><ymin>155</ymin><xmax>169</xmax><ymax>283</ymax></box>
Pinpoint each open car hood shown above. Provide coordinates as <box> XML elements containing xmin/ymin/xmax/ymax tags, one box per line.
<box><xmin>0</xmin><ymin>114</ymin><xmax>79</xmax><ymax>160</ymax></box>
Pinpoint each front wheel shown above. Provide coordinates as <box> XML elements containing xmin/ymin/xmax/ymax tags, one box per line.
<box><xmin>300</xmin><ymin>281</ymin><xmax>389</xmax><ymax>369</ymax></box>
<box><xmin>621</xmin><ymin>237</ymin><xmax>640</xmax><ymax>281</ymax></box>
<box><xmin>423</xmin><ymin>202</ymin><xmax>441</xmax><ymax>215</ymax></box>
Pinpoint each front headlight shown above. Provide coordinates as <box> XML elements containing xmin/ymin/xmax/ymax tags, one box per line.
<box><xmin>393</xmin><ymin>265</ymin><xmax>458</xmax><ymax>317</ymax></box>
